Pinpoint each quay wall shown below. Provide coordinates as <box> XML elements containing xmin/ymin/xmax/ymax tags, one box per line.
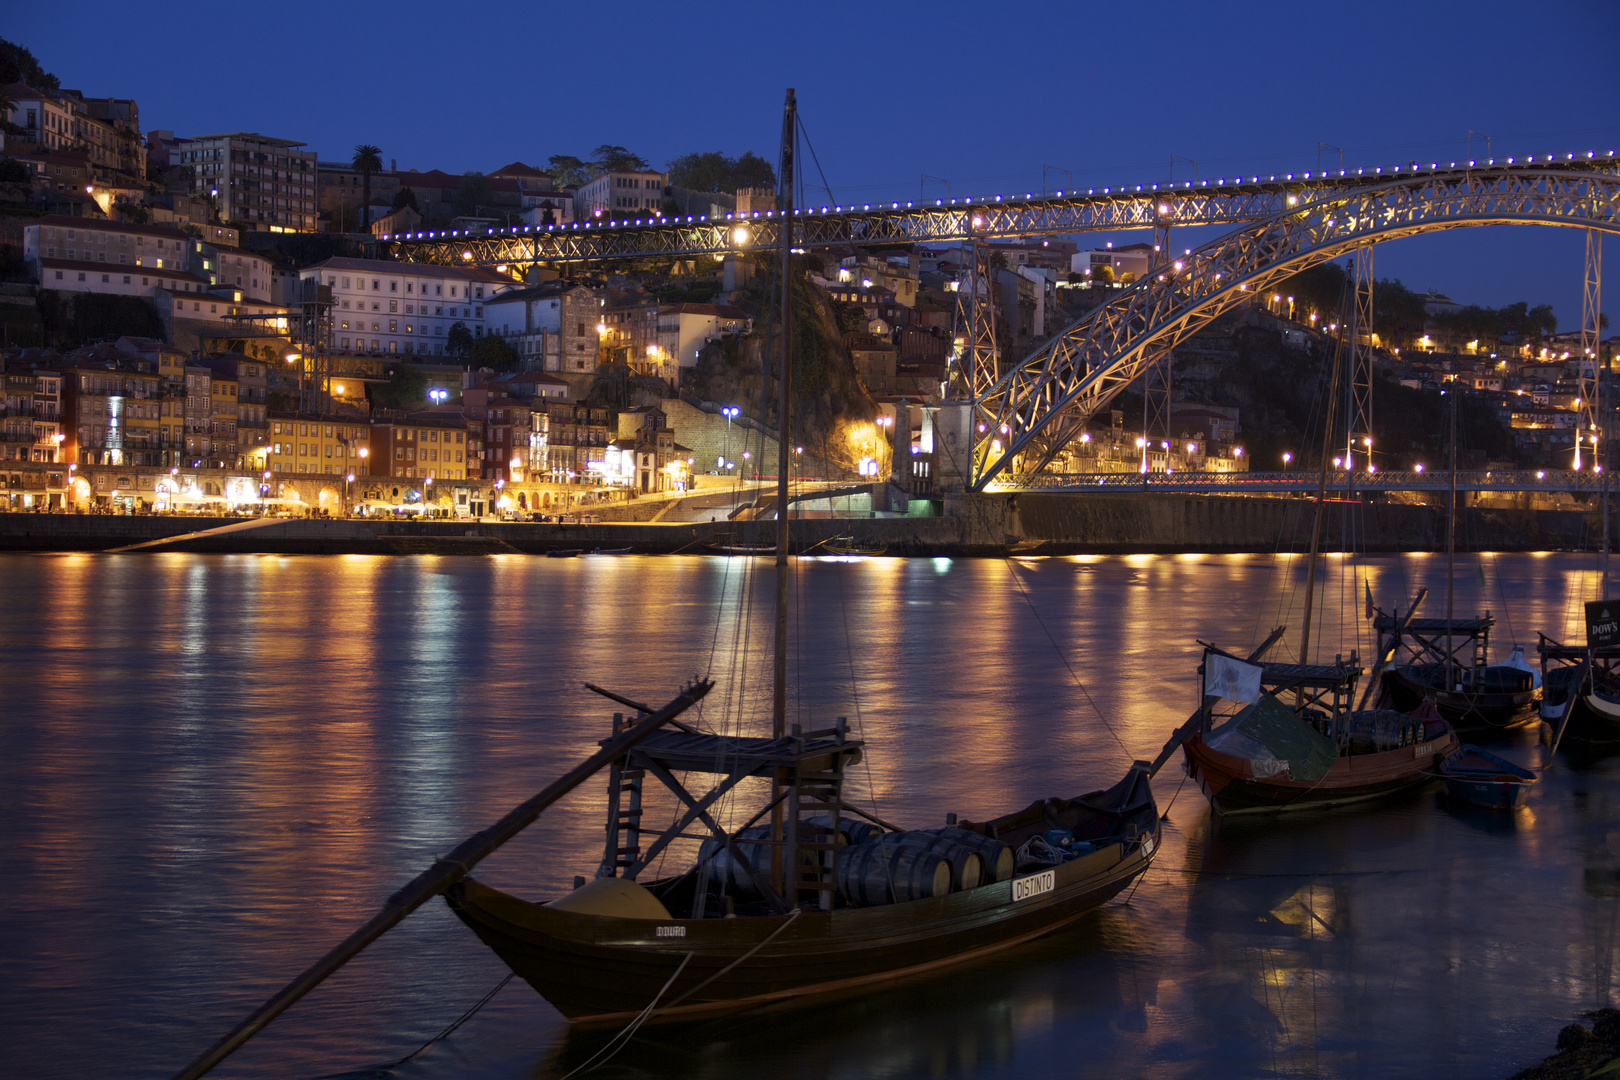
<box><xmin>0</xmin><ymin>492</ymin><xmax>1612</xmax><ymax>555</ymax></box>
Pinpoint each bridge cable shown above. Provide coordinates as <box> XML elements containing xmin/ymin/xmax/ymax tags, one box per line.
<box><xmin>795</xmin><ymin>115</ymin><xmax>836</xmax><ymax>208</ymax></box>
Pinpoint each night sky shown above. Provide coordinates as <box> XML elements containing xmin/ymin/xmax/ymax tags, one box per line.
<box><xmin>12</xmin><ymin>1</ymin><xmax>1619</xmax><ymax>323</ymax></box>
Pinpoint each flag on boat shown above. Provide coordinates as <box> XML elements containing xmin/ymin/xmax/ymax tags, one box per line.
<box><xmin>1365</xmin><ymin>580</ymin><xmax>1375</xmax><ymax>619</ymax></box>
<box><xmin>1205</xmin><ymin>652</ymin><xmax>1265</xmax><ymax>704</ymax></box>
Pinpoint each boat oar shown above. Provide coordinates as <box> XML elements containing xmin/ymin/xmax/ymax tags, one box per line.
<box><xmin>1546</xmin><ymin>658</ymin><xmax>1590</xmax><ymax>763</ymax></box>
<box><xmin>170</xmin><ymin>679</ymin><xmax>714</xmax><ymax>1080</ymax></box>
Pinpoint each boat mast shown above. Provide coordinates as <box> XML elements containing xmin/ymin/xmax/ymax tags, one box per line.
<box><xmin>1447</xmin><ymin>381</ymin><xmax>1457</xmax><ymax>687</ymax></box>
<box><xmin>1299</xmin><ymin>274</ymin><xmax>1351</xmax><ymax>680</ymax></box>
<box><xmin>774</xmin><ymin>88</ymin><xmax>796</xmax><ymax>740</ymax></box>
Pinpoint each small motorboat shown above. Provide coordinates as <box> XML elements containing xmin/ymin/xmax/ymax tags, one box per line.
<box><xmin>547</xmin><ymin>548</ymin><xmax>583</xmax><ymax>558</ymax></box>
<box><xmin>590</xmin><ymin>547</ymin><xmax>633</xmax><ymax>555</ymax></box>
<box><xmin>1438</xmin><ymin>745</ymin><xmax>1536</xmax><ymax>809</ymax></box>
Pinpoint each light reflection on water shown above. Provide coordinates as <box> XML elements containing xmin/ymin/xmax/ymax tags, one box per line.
<box><xmin>0</xmin><ymin>551</ymin><xmax>1615</xmax><ymax>1080</ymax></box>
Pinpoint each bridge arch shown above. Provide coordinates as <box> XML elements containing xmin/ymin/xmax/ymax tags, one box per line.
<box><xmin>970</xmin><ymin>165</ymin><xmax>1620</xmax><ymax>490</ymax></box>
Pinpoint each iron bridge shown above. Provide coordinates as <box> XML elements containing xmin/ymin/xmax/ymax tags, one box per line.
<box><xmin>380</xmin><ymin>153</ymin><xmax>1620</xmax><ymax>268</ymax></box>
<box><xmin>1014</xmin><ymin>469</ymin><xmax>1609</xmax><ymax>495</ymax></box>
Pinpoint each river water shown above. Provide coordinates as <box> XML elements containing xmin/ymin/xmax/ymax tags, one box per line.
<box><xmin>1</xmin><ymin>550</ymin><xmax>1616</xmax><ymax>1080</ymax></box>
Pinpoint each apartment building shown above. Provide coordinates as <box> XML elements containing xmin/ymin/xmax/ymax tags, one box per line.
<box><xmin>301</xmin><ymin>257</ymin><xmax>513</xmax><ymax>356</ymax></box>
<box><xmin>655</xmin><ymin>302</ymin><xmax>753</xmax><ymax>370</ymax></box>
<box><xmin>0</xmin><ymin>365</ymin><xmax>63</xmax><ymax>463</ymax></box>
<box><xmin>367</xmin><ymin>415</ymin><xmax>470</xmax><ymax>481</ymax></box>
<box><xmin>266</xmin><ymin>414</ymin><xmax>372</xmax><ymax>477</ymax></box>
<box><xmin>175</xmin><ymin>133</ymin><xmax>318</xmax><ymax>233</ymax></box>
<box><xmin>24</xmin><ymin>216</ymin><xmax>212</xmax><ymax>299</ymax></box>
<box><xmin>60</xmin><ymin>360</ymin><xmax>171</xmax><ymax>467</ymax></box>
<box><xmin>1</xmin><ymin>84</ymin><xmax>145</xmax><ymax>184</ymax></box>
<box><xmin>573</xmin><ymin>168</ymin><xmax>668</xmax><ymax>218</ymax></box>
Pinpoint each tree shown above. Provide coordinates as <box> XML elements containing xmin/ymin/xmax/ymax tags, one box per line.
<box><xmin>0</xmin><ymin>156</ymin><xmax>29</xmax><ymax>183</ymax></box>
<box><xmin>0</xmin><ymin>38</ymin><xmax>58</xmax><ymax>90</ymax></box>
<box><xmin>369</xmin><ymin>366</ymin><xmax>428</xmax><ymax>411</ymax></box>
<box><xmin>470</xmin><ymin>333</ymin><xmax>518</xmax><ymax>372</ymax></box>
<box><xmin>446</xmin><ymin>321</ymin><xmax>474</xmax><ymax>357</ymax></box>
<box><xmin>454</xmin><ymin>172</ymin><xmax>495</xmax><ymax>219</ymax></box>
<box><xmin>352</xmin><ymin>144</ymin><xmax>382</xmax><ymax>230</ymax></box>
<box><xmin>591</xmin><ymin>144</ymin><xmax>648</xmax><ymax>173</ymax></box>
<box><xmin>667</xmin><ymin>150</ymin><xmax>777</xmax><ymax>193</ymax></box>
<box><xmin>391</xmin><ymin>186</ymin><xmax>418</xmax><ymax>212</ymax></box>
<box><xmin>731</xmin><ymin>151</ymin><xmax>776</xmax><ymax>190</ymax></box>
<box><xmin>667</xmin><ymin>151</ymin><xmax>731</xmax><ymax>192</ymax></box>
<box><xmin>547</xmin><ymin>154</ymin><xmax>588</xmax><ymax>188</ymax></box>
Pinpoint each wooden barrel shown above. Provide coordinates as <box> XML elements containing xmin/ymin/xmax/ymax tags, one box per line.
<box><xmin>927</xmin><ymin>828</ymin><xmax>1016</xmax><ymax>883</ymax></box>
<box><xmin>698</xmin><ymin>825</ymin><xmax>772</xmax><ymax>896</ymax></box>
<box><xmin>836</xmin><ymin>833</ymin><xmax>953</xmax><ymax>907</ymax></box>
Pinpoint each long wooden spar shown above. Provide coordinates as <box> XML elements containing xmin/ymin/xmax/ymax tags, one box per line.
<box><xmin>171</xmin><ymin>679</ymin><xmax>714</xmax><ymax>1080</ymax></box>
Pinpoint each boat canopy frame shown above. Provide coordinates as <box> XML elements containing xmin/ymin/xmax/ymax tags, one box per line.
<box><xmin>1374</xmin><ymin>612</ymin><xmax>1494</xmax><ymax>671</ymax></box>
<box><xmin>596</xmin><ymin>713</ymin><xmax>866</xmax><ymax>915</ymax></box>
<box><xmin>1197</xmin><ymin>644</ymin><xmax>1363</xmax><ymax>729</ymax></box>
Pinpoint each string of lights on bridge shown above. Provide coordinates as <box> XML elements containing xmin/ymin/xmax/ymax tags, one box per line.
<box><xmin>378</xmin><ymin>148</ymin><xmax>1619</xmax><ymax>247</ymax></box>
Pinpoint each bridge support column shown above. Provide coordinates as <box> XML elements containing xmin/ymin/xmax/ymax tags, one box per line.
<box><xmin>931</xmin><ymin>401</ymin><xmax>976</xmax><ymax>493</ymax></box>
<box><xmin>1579</xmin><ymin>229</ymin><xmax>1603</xmax><ymax>470</ymax></box>
<box><xmin>1347</xmin><ymin>247</ymin><xmax>1375</xmax><ymax>471</ymax></box>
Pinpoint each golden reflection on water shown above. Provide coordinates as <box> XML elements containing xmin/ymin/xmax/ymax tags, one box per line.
<box><xmin>1</xmin><ymin>551</ymin><xmax>1617</xmax><ymax>1080</ymax></box>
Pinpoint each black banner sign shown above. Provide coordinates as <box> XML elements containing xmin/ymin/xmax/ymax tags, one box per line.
<box><xmin>1587</xmin><ymin>600</ymin><xmax>1620</xmax><ymax>648</ymax></box>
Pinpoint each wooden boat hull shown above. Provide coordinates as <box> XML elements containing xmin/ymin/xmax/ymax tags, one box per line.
<box><xmin>1381</xmin><ymin>666</ymin><xmax>1539</xmax><ymax>733</ymax></box>
<box><xmin>447</xmin><ymin>772</ymin><xmax>1160</xmax><ymax>1023</ymax></box>
<box><xmin>1439</xmin><ymin>745</ymin><xmax>1536</xmax><ymax>809</ymax></box>
<box><xmin>1181</xmin><ymin>729</ymin><xmax>1458</xmax><ymax>815</ymax></box>
<box><xmin>1541</xmin><ymin>667</ymin><xmax>1620</xmax><ymax>749</ymax></box>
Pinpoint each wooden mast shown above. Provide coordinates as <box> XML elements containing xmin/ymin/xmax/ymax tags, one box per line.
<box><xmin>1299</xmin><ymin>275</ymin><xmax>1351</xmax><ymax>682</ymax></box>
<box><xmin>1446</xmin><ymin>381</ymin><xmax>1457</xmax><ymax>686</ymax></box>
<box><xmin>774</xmin><ymin>88</ymin><xmax>796</xmax><ymax>738</ymax></box>
<box><xmin>771</xmin><ymin>89</ymin><xmax>796</xmax><ymax>899</ymax></box>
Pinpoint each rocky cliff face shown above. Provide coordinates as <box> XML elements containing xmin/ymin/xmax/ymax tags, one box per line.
<box><xmin>685</xmin><ymin>263</ymin><xmax>879</xmax><ymax>473</ymax></box>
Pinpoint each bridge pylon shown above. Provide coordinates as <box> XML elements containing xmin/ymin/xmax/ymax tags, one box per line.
<box><xmin>1346</xmin><ymin>247</ymin><xmax>1375</xmax><ymax>471</ymax></box>
<box><xmin>1578</xmin><ymin>228</ymin><xmax>1603</xmax><ymax>470</ymax></box>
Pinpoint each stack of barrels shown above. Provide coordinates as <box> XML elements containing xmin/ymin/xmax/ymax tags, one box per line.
<box><xmin>698</xmin><ymin>821</ymin><xmax>1017</xmax><ymax>908</ymax></box>
<box><xmin>836</xmin><ymin>828</ymin><xmax>1016</xmax><ymax>907</ymax></box>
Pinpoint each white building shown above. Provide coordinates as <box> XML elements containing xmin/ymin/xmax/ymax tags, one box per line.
<box><xmin>301</xmin><ymin>257</ymin><xmax>514</xmax><ymax>356</ymax></box>
<box><xmin>655</xmin><ymin>303</ymin><xmax>753</xmax><ymax>369</ymax></box>
<box><xmin>1072</xmin><ymin>242</ymin><xmax>1153</xmax><ymax>283</ymax></box>
<box><xmin>24</xmin><ymin>216</ymin><xmax>213</xmax><ymax>298</ymax></box>
<box><xmin>174</xmin><ymin>133</ymin><xmax>318</xmax><ymax>233</ymax></box>
<box><xmin>573</xmin><ymin>169</ymin><xmax>668</xmax><ymax>219</ymax></box>
<box><xmin>2</xmin><ymin>83</ymin><xmax>74</xmax><ymax>153</ymax></box>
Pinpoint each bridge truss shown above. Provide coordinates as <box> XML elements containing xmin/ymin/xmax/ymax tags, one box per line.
<box><xmin>968</xmin><ymin>163</ymin><xmax>1620</xmax><ymax>490</ymax></box>
<box><xmin>382</xmin><ymin>155</ymin><xmax>1620</xmax><ymax>269</ymax></box>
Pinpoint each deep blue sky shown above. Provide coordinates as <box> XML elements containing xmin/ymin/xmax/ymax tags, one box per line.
<box><xmin>12</xmin><ymin>1</ymin><xmax>1619</xmax><ymax>324</ymax></box>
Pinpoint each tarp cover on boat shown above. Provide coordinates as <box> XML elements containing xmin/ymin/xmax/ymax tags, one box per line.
<box><xmin>1213</xmin><ymin>693</ymin><xmax>1338</xmax><ymax>783</ymax></box>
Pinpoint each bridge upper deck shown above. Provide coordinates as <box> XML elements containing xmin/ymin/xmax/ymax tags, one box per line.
<box><xmin>382</xmin><ymin>152</ymin><xmax>1620</xmax><ymax>269</ymax></box>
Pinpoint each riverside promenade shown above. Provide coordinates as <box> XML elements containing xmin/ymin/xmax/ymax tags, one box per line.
<box><xmin>1</xmin><ymin>492</ymin><xmax>1615</xmax><ymax>555</ymax></box>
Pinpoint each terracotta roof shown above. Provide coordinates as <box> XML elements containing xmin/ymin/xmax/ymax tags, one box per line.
<box><xmin>492</xmin><ymin>161</ymin><xmax>550</xmax><ymax>179</ymax></box>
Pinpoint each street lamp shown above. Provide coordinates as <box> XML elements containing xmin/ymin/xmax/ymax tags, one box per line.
<box><xmin>344</xmin><ymin>472</ymin><xmax>355</xmax><ymax>516</ymax></box>
<box><xmin>424</xmin><ymin>475</ymin><xmax>433</xmax><ymax>518</ymax></box>
<box><xmin>261</xmin><ymin>469</ymin><xmax>271</xmax><ymax>514</ymax></box>
<box><xmin>721</xmin><ymin>406</ymin><xmax>738</xmax><ymax>472</ymax></box>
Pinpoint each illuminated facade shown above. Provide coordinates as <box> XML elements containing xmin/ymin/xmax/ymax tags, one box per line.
<box><xmin>266</xmin><ymin>414</ymin><xmax>372</xmax><ymax>477</ymax></box>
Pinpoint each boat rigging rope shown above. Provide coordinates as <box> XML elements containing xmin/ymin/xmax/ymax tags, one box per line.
<box><xmin>556</xmin><ymin>952</ymin><xmax>695</xmax><ymax>1080</ymax></box>
<box><xmin>665</xmin><ymin>907</ymin><xmax>803</xmax><ymax>1009</ymax></box>
<box><xmin>1001</xmin><ymin>558</ymin><xmax>1134</xmax><ymax>762</ymax></box>
<box><xmin>386</xmin><ymin>972</ymin><xmax>515</xmax><ymax>1068</ymax></box>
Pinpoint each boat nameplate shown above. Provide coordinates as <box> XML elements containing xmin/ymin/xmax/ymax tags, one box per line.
<box><xmin>1413</xmin><ymin>742</ymin><xmax>1434</xmax><ymax>758</ymax></box>
<box><xmin>1011</xmin><ymin>869</ymin><xmax>1056</xmax><ymax>903</ymax></box>
<box><xmin>655</xmin><ymin>925</ymin><xmax>687</xmax><ymax>938</ymax></box>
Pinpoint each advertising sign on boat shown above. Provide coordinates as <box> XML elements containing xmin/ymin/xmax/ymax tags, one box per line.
<box><xmin>1012</xmin><ymin>869</ymin><xmax>1056</xmax><ymax>902</ymax></box>
<box><xmin>1587</xmin><ymin>600</ymin><xmax>1620</xmax><ymax>648</ymax></box>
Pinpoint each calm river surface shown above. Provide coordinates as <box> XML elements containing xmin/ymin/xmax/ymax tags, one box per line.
<box><xmin>2</xmin><ymin>550</ymin><xmax>1616</xmax><ymax>1080</ymax></box>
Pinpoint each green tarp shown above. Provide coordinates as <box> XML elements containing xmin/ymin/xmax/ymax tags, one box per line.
<box><xmin>1227</xmin><ymin>693</ymin><xmax>1339</xmax><ymax>783</ymax></box>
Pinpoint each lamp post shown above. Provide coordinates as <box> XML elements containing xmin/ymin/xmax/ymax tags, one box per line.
<box><xmin>424</xmin><ymin>475</ymin><xmax>433</xmax><ymax>519</ymax></box>
<box><xmin>261</xmin><ymin>469</ymin><xmax>271</xmax><ymax>515</ymax></box>
<box><xmin>721</xmin><ymin>406</ymin><xmax>738</xmax><ymax>473</ymax></box>
<box><xmin>344</xmin><ymin>472</ymin><xmax>355</xmax><ymax>516</ymax></box>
